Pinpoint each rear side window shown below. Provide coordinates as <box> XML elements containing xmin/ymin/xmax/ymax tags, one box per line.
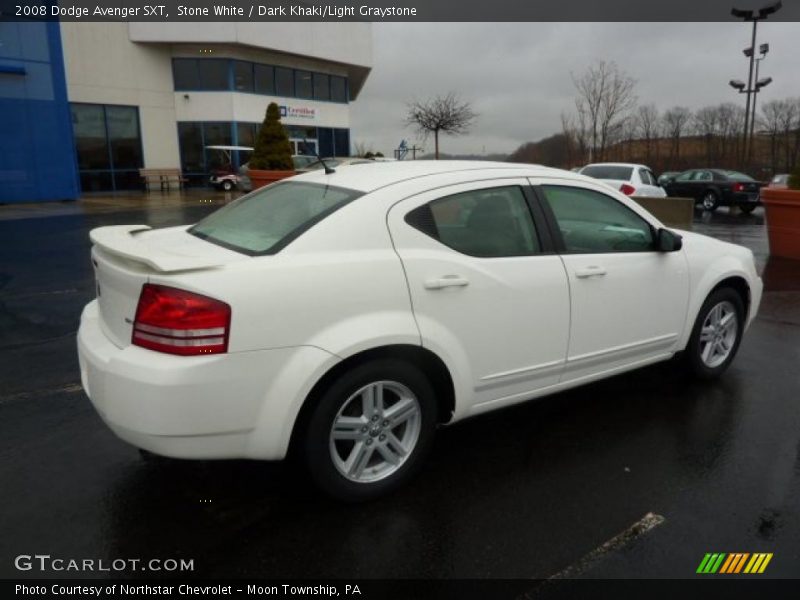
<box><xmin>190</xmin><ymin>182</ymin><xmax>362</xmax><ymax>255</ymax></box>
<box><xmin>581</xmin><ymin>165</ymin><xmax>634</xmax><ymax>181</ymax></box>
<box><xmin>405</xmin><ymin>186</ymin><xmax>541</xmax><ymax>257</ymax></box>
<box><xmin>540</xmin><ymin>185</ymin><xmax>654</xmax><ymax>253</ymax></box>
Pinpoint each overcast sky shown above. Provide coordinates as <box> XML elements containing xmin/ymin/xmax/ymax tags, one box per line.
<box><xmin>350</xmin><ymin>22</ymin><xmax>800</xmax><ymax>157</ymax></box>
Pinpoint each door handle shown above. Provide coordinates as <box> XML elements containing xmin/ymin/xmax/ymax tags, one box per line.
<box><xmin>424</xmin><ymin>275</ymin><xmax>470</xmax><ymax>290</ymax></box>
<box><xmin>574</xmin><ymin>266</ymin><xmax>607</xmax><ymax>278</ymax></box>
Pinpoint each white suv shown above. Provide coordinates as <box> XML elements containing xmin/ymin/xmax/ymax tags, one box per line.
<box><xmin>78</xmin><ymin>162</ymin><xmax>761</xmax><ymax>500</ymax></box>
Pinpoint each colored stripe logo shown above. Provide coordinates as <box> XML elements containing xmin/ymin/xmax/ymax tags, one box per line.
<box><xmin>697</xmin><ymin>553</ymin><xmax>773</xmax><ymax>574</ymax></box>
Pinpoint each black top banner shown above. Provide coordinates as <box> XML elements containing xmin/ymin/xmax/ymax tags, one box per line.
<box><xmin>2</xmin><ymin>0</ymin><xmax>800</xmax><ymax>22</ymax></box>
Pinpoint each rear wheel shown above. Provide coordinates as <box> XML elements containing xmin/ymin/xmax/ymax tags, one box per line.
<box><xmin>685</xmin><ymin>288</ymin><xmax>745</xmax><ymax>379</ymax></box>
<box><xmin>302</xmin><ymin>359</ymin><xmax>437</xmax><ymax>501</ymax></box>
<box><xmin>222</xmin><ymin>180</ymin><xmax>234</xmax><ymax>192</ymax></box>
<box><xmin>701</xmin><ymin>190</ymin><xmax>719</xmax><ymax>212</ymax></box>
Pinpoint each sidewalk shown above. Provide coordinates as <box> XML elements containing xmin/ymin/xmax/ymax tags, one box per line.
<box><xmin>0</xmin><ymin>189</ymin><xmax>238</xmax><ymax>222</ymax></box>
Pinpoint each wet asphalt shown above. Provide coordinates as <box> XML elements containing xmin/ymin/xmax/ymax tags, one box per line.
<box><xmin>1</xmin><ymin>200</ymin><xmax>799</xmax><ymax>582</ymax></box>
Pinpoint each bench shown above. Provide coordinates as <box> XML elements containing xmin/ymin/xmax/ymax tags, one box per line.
<box><xmin>139</xmin><ymin>168</ymin><xmax>188</xmax><ymax>192</ymax></box>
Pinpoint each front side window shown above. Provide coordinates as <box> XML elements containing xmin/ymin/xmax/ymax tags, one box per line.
<box><xmin>540</xmin><ymin>185</ymin><xmax>654</xmax><ymax>253</ymax></box>
<box><xmin>190</xmin><ymin>182</ymin><xmax>362</xmax><ymax>255</ymax></box>
<box><xmin>675</xmin><ymin>171</ymin><xmax>694</xmax><ymax>181</ymax></box>
<box><xmin>405</xmin><ymin>186</ymin><xmax>541</xmax><ymax>257</ymax></box>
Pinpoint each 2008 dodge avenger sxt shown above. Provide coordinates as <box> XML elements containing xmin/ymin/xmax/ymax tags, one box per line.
<box><xmin>78</xmin><ymin>161</ymin><xmax>762</xmax><ymax>500</ymax></box>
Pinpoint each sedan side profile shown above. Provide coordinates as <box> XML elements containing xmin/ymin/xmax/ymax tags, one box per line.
<box><xmin>663</xmin><ymin>169</ymin><xmax>763</xmax><ymax>212</ymax></box>
<box><xmin>78</xmin><ymin>162</ymin><xmax>762</xmax><ymax>500</ymax></box>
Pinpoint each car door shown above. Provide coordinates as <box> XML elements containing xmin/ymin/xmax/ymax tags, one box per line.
<box><xmin>534</xmin><ymin>180</ymin><xmax>689</xmax><ymax>383</ymax></box>
<box><xmin>666</xmin><ymin>170</ymin><xmax>692</xmax><ymax>198</ymax></box>
<box><xmin>387</xmin><ymin>179</ymin><xmax>570</xmax><ymax>413</ymax></box>
<box><xmin>637</xmin><ymin>168</ymin><xmax>666</xmax><ymax>197</ymax></box>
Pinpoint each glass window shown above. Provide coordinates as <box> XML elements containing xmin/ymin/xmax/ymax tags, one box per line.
<box><xmin>236</xmin><ymin>122</ymin><xmax>257</xmax><ymax>148</ymax></box>
<box><xmin>172</xmin><ymin>59</ymin><xmax>199</xmax><ymax>90</ymax></box>
<box><xmin>330</xmin><ymin>76</ymin><xmax>347</xmax><ymax>103</ymax></box>
<box><xmin>724</xmin><ymin>171</ymin><xmax>755</xmax><ymax>181</ymax></box>
<box><xmin>202</xmin><ymin>122</ymin><xmax>233</xmax><ymax>170</ymax></box>
<box><xmin>333</xmin><ymin>128</ymin><xmax>349</xmax><ymax>158</ymax></box>
<box><xmin>675</xmin><ymin>171</ymin><xmax>694</xmax><ymax>181</ymax></box>
<box><xmin>254</xmin><ymin>64</ymin><xmax>275</xmax><ymax>95</ymax></box>
<box><xmin>190</xmin><ymin>182</ymin><xmax>362</xmax><ymax>255</ymax></box>
<box><xmin>178</xmin><ymin>122</ymin><xmax>204</xmax><ymax>173</ymax></box>
<box><xmin>198</xmin><ymin>59</ymin><xmax>229</xmax><ymax>90</ymax></box>
<box><xmin>233</xmin><ymin>61</ymin><xmax>253</xmax><ymax>92</ymax></box>
<box><xmin>406</xmin><ymin>186</ymin><xmax>540</xmax><ymax>258</ymax></box>
<box><xmin>541</xmin><ymin>185</ymin><xmax>654</xmax><ymax>253</ymax></box>
<box><xmin>691</xmin><ymin>170</ymin><xmax>712</xmax><ymax>181</ymax></box>
<box><xmin>295</xmin><ymin>70</ymin><xmax>313</xmax><ymax>99</ymax></box>
<box><xmin>275</xmin><ymin>67</ymin><xmax>293</xmax><ymax>97</ymax></box>
<box><xmin>71</xmin><ymin>104</ymin><xmax>110</xmax><ymax>169</ymax></box>
<box><xmin>638</xmin><ymin>168</ymin><xmax>656</xmax><ymax>186</ymax></box>
<box><xmin>106</xmin><ymin>106</ymin><xmax>142</xmax><ymax>170</ymax></box>
<box><xmin>581</xmin><ymin>165</ymin><xmax>634</xmax><ymax>181</ymax></box>
<box><xmin>313</xmin><ymin>73</ymin><xmax>330</xmax><ymax>101</ymax></box>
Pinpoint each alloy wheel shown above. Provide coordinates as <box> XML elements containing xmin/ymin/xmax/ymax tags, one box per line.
<box><xmin>329</xmin><ymin>380</ymin><xmax>422</xmax><ymax>483</ymax></box>
<box><xmin>698</xmin><ymin>300</ymin><xmax>738</xmax><ymax>368</ymax></box>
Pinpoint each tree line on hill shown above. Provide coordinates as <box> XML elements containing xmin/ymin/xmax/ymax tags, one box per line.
<box><xmin>508</xmin><ymin>60</ymin><xmax>800</xmax><ymax>178</ymax></box>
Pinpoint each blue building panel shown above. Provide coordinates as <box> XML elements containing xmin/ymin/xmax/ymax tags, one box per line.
<box><xmin>0</xmin><ymin>21</ymin><xmax>79</xmax><ymax>203</ymax></box>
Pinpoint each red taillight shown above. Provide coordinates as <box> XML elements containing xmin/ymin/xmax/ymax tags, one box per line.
<box><xmin>733</xmin><ymin>182</ymin><xmax>745</xmax><ymax>192</ymax></box>
<box><xmin>620</xmin><ymin>183</ymin><xmax>636</xmax><ymax>196</ymax></box>
<box><xmin>132</xmin><ymin>284</ymin><xmax>231</xmax><ymax>356</ymax></box>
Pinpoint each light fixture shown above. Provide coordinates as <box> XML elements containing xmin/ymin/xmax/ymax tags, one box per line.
<box><xmin>756</xmin><ymin>76</ymin><xmax>773</xmax><ymax>88</ymax></box>
<box><xmin>729</xmin><ymin>79</ymin><xmax>746</xmax><ymax>90</ymax></box>
<box><xmin>759</xmin><ymin>43</ymin><xmax>770</xmax><ymax>54</ymax></box>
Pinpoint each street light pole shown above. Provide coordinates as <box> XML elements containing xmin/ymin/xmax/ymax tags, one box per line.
<box><xmin>749</xmin><ymin>51</ymin><xmax>765</xmax><ymax>161</ymax></box>
<box><xmin>731</xmin><ymin>1</ymin><xmax>782</xmax><ymax>168</ymax></box>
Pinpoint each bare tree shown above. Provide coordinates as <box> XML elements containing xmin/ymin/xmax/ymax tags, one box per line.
<box><xmin>694</xmin><ymin>105</ymin><xmax>722</xmax><ymax>164</ymax></box>
<box><xmin>405</xmin><ymin>93</ymin><xmax>477</xmax><ymax>159</ymax></box>
<box><xmin>633</xmin><ymin>104</ymin><xmax>659</xmax><ymax>164</ymax></box>
<box><xmin>572</xmin><ymin>60</ymin><xmax>637</xmax><ymax>161</ymax></box>
<box><xmin>662</xmin><ymin>106</ymin><xmax>693</xmax><ymax>169</ymax></box>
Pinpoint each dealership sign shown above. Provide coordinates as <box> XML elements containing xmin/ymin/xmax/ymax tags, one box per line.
<box><xmin>280</xmin><ymin>105</ymin><xmax>317</xmax><ymax>121</ymax></box>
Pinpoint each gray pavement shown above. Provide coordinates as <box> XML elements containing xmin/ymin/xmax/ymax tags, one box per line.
<box><xmin>1</xmin><ymin>197</ymin><xmax>799</xmax><ymax>582</ymax></box>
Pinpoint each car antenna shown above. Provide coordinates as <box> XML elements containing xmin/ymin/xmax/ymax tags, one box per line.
<box><xmin>304</xmin><ymin>137</ymin><xmax>335</xmax><ymax>175</ymax></box>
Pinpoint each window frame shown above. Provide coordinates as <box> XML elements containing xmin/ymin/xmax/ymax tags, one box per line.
<box><xmin>532</xmin><ymin>183</ymin><xmax>659</xmax><ymax>255</ymax></box>
<box><xmin>403</xmin><ymin>183</ymin><xmax>557</xmax><ymax>258</ymax></box>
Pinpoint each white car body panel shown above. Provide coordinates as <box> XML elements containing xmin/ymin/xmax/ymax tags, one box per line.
<box><xmin>77</xmin><ymin>161</ymin><xmax>762</xmax><ymax>461</ymax></box>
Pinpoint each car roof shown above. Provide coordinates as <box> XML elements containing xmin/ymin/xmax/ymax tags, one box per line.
<box><xmin>582</xmin><ymin>162</ymin><xmax>649</xmax><ymax>169</ymax></box>
<box><xmin>290</xmin><ymin>160</ymin><xmax>576</xmax><ymax>193</ymax></box>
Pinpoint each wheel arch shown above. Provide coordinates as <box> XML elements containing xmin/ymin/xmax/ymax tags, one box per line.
<box><xmin>680</xmin><ymin>272</ymin><xmax>752</xmax><ymax>350</ymax></box>
<box><xmin>287</xmin><ymin>344</ymin><xmax>456</xmax><ymax>456</ymax></box>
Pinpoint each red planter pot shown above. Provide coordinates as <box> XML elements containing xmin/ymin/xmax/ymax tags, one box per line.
<box><xmin>248</xmin><ymin>169</ymin><xmax>296</xmax><ymax>190</ymax></box>
<box><xmin>762</xmin><ymin>188</ymin><xmax>800</xmax><ymax>261</ymax></box>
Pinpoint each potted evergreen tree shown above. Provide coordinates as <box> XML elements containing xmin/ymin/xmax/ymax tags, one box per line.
<box><xmin>762</xmin><ymin>164</ymin><xmax>800</xmax><ymax>260</ymax></box>
<box><xmin>248</xmin><ymin>102</ymin><xmax>295</xmax><ymax>189</ymax></box>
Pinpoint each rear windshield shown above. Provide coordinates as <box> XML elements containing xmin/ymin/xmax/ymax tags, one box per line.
<box><xmin>190</xmin><ymin>181</ymin><xmax>363</xmax><ymax>255</ymax></box>
<box><xmin>581</xmin><ymin>165</ymin><xmax>634</xmax><ymax>181</ymax></box>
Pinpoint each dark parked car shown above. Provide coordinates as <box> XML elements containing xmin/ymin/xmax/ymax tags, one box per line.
<box><xmin>657</xmin><ymin>171</ymin><xmax>679</xmax><ymax>187</ymax></box>
<box><xmin>662</xmin><ymin>169</ymin><xmax>763</xmax><ymax>213</ymax></box>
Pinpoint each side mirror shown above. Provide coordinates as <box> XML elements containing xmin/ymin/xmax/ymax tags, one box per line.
<box><xmin>657</xmin><ymin>228</ymin><xmax>683</xmax><ymax>252</ymax></box>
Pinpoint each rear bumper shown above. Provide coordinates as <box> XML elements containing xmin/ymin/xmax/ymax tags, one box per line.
<box><xmin>78</xmin><ymin>300</ymin><xmax>337</xmax><ymax>460</ymax></box>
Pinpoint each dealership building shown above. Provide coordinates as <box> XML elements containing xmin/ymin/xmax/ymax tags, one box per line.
<box><xmin>0</xmin><ymin>21</ymin><xmax>373</xmax><ymax>202</ymax></box>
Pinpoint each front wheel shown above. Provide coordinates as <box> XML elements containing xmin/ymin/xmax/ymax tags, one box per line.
<box><xmin>221</xmin><ymin>180</ymin><xmax>234</xmax><ymax>192</ymax></box>
<box><xmin>302</xmin><ymin>360</ymin><xmax>437</xmax><ymax>501</ymax></box>
<box><xmin>684</xmin><ymin>288</ymin><xmax>745</xmax><ymax>379</ymax></box>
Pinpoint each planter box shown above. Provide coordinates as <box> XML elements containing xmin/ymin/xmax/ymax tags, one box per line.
<box><xmin>631</xmin><ymin>196</ymin><xmax>694</xmax><ymax>230</ymax></box>
<box><xmin>249</xmin><ymin>169</ymin><xmax>295</xmax><ymax>190</ymax></box>
<box><xmin>762</xmin><ymin>188</ymin><xmax>800</xmax><ymax>261</ymax></box>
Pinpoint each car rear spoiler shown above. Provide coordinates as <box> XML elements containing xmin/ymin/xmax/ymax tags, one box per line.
<box><xmin>89</xmin><ymin>225</ymin><xmax>226</xmax><ymax>272</ymax></box>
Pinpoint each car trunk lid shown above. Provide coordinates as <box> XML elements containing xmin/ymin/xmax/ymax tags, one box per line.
<box><xmin>90</xmin><ymin>225</ymin><xmax>246</xmax><ymax>348</ymax></box>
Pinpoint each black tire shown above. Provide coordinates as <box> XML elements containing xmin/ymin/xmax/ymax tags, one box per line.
<box><xmin>701</xmin><ymin>190</ymin><xmax>719</xmax><ymax>212</ymax></box>
<box><xmin>684</xmin><ymin>288</ymin><xmax>745</xmax><ymax>380</ymax></box>
<box><xmin>222</xmin><ymin>180</ymin><xmax>234</xmax><ymax>192</ymax></box>
<box><xmin>302</xmin><ymin>359</ymin><xmax>437</xmax><ymax>501</ymax></box>
<box><xmin>739</xmin><ymin>204</ymin><xmax>756</xmax><ymax>214</ymax></box>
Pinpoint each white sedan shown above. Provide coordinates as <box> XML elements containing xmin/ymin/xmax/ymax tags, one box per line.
<box><xmin>78</xmin><ymin>162</ymin><xmax>762</xmax><ymax>500</ymax></box>
<box><xmin>580</xmin><ymin>162</ymin><xmax>667</xmax><ymax>197</ymax></box>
